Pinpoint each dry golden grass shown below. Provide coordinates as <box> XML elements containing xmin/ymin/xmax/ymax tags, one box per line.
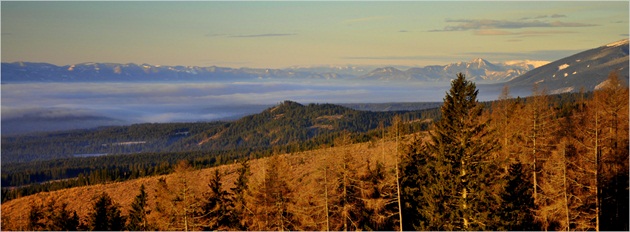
<box><xmin>1</xmin><ymin>136</ymin><xmax>416</xmax><ymax>230</ymax></box>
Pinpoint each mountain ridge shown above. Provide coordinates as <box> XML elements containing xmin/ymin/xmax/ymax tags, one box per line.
<box><xmin>502</xmin><ymin>39</ymin><xmax>629</xmax><ymax>96</ymax></box>
<box><xmin>2</xmin><ymin>58</ymin><xmax>541</xmax><ymax>83</ymax></box>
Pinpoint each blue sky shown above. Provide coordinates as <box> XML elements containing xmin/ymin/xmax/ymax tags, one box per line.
<box><xmin>2</xmin><ymin>1</ymin><xmax>628</xmax><ymax>68</ymax></box>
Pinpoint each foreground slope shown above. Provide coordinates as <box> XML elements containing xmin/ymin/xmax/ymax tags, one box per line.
<box><xmin>0</xmin><ymin>138</ymin><xmax>408</xmax><ymax>230</ymax></box>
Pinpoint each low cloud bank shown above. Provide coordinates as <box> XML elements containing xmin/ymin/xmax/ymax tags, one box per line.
<box><xmin>2</xmin><ymin>80</ymin><xmax>493</xmax><ymax>134</ymax></box>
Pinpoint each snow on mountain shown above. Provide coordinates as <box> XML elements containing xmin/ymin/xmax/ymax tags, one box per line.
<box><xmin>6</xmin><ymin>39</ymin><xmax>626</xmax><ymax>86</ymax></box>
<box><xmin>360</xmin><ymin>67</ymin><xmax>412</xmax><ymax>81</ymax></box>
<box><xmin>558</xmin><ymin>64</ymin><xmax>570</xmax><ymax>71</ymax></box>
<box><xmin>502</xmin><ymin>60</ymin><xmax>550</xmax><ymax>69</ymax></box>
<box><xmin>361</xmin><ymin>58</ymin><xmax>534</xmax><ymax>82</ymax></box>
<box><xmin>503</xmin><ymin>39</ymin><xmax>629</xmax><ymax>96</ymax></box>
<box><xmin>606</xmin><ymin>39</ymin><xmax>629</xmax><ymax>47</ymax></box>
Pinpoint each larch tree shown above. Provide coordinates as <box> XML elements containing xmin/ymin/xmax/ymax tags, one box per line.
<box><xmin>590</xmin><ymin>71</ymin><xmax>629</xmax><ymax>231</ymax></box>
<box><xmin>327</xmin><ymin>131</ymin><xmax>368</xmax><ymax>231</ymax></box>
<box><xmin>360</xmin><ymin>160</ymin><xmax>399</xmax><ymax>230</ymax></box>
<box><xmin>537</xmin><ymin>139</ymin><xmax>573</xmax><ymax>230</ymax></box>
<box><xmin>515</xmin><ymin>85</ymin><xmax>560</xmax><ymax>208</ymax></box>
<box><xmin>153</xmin><ymin>160</ymin><xmax>201</xmax><ymax>231</ymax></box>
<box><xmin>249</xmin><ymin>154</ymin><xmax>298</xmax><ymax>231</ymax></box>
<box><xmin>490</xmin><ymin>85</ymin><xmax>520</xmax><ymax>164</ymax></box>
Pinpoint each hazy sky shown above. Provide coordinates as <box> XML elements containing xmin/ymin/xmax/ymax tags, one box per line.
<box><xmin>2</xmin><ymin>1</ymin><xmax>628</xmax><ymax>68</ymax></box>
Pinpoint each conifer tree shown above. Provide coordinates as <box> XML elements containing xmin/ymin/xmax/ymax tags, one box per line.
<box><xmin>201</xmin><ymin>169</ymin><xmax>235</xmax><ymax>230</ymax></box>
<box><xmin>594</xmin><ymin>72</ymin><xmax>629</xmax><ymax>231</ymax></box>
<box><xmin>27</xmin><ymin>202</ymin><xmax>45</xmax><ymax>231</ymax></box>
<box><xmin>128</xmin><ymin>184</ymin><xmax>151</xmax><ymax>231</ymax></box>
<box><xmin>569</xmin><ymin>71</ymin><xmax>629</xmax><ymax>231</ymax></box>
<box><xmin>88</xmin><ymin>192</ymin><xmax>126</xmax><ymax>231</ymax></box>
<box><xmin>404</xmin><ymin>73</ymin><xmax>503</xmax><ymax>230</ymax></box>
<box><xmin>490</xmin><ymin>85</ymin><xmax>520</xmax><ymax>164</ymax></box>
<box><xmin>500</xmin><ymin>163</ymin><xmax>538</xmax><ymax>230</ymax></box>
<box><xmin>328</xmin><ymin>132</ymin><xmax>368</xmax><ymax>231</ymax></box>
<box><xmin>249</xmin><ymin>155</ymin><xmax>298</xmax><ymax>230</ymax></box>
<box><xmin>516</xmin><ymin>85</ymin><xmax>560</xmax><ymax>206</ymax></box>
<box><xmin>400</xmin><ymin>134</ymin><xmax>431</xmax><ymax>230</ymax></box>
<box><xmin>153</xmin><ymin>161</ymin><xmax>201</xmax><ymax>231</ymax></box>
<box><xmin>361</xmin><ymin>161</ymin><xmax>399</xmax><ymax>230</ymax></box>
<box><xmin>230</xmin><ymin>159</ymin><xmax>251</xmax><ymax>230</ymax></box>
<box><xmin>50</xmin><ymin>202</ymin><xmax>81</xmax><ymax>231</ymax></box>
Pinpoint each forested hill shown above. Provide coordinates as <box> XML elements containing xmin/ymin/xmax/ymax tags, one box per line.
<box><xmin>2</xmin><ymin>101</ymin><xmax>438</xmax><ymax>164</ymax></box>
<box><xmin>188</xmin><ymin>100</ymin><xmax>435</xmax><ymax>151</ymax></box>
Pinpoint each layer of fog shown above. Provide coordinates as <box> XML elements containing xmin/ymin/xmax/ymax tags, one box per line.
<box><xmin>1</xmin><ymin>80</ymin><xmax>505</xmax><ymax>135</ymax></box>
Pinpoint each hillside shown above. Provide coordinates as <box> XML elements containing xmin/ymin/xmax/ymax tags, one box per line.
<box><xmin>504</xmin><ymin>39</ymin><xmax>629</xmax><ymax>96</ymax></box>
<box><xmin>0</xmin><ymin>137</ymin><xmax>408</xmax><ymax>230</ymax></box>
<box><xmin>189</xmin><ymin>100</ymin><xmax>435</xmax><ymax>150</ymax></box>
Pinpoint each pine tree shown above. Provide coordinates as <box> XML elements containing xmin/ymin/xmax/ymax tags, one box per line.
<box><xmin>88</xmin><ymin>192</ymin><xmax>126</xmax><ymax>231</ymax></box>
<box><xmin>200</xmin><ymin>169</ymin><xmax>235</xmax><ymax>230</ymax></box>
<box><xmin>128</xmin><ymin>184</ymin><xmax>151</xmax><ymax>231</ymax></box>
<box><xmin>400</xmin><ymin>134</ymin><xmax>431</xmax><ymax>230</ymax></box>
<box><xmin>51</xmin><ymin>202</ymin><xmax>81</xmax><ymax>231</ymax></box>
<box><xmin>403</xmin><ymin>73</ymin><xmax>503</xmax><ymax>230</ymax></box>
<box><xmin>500</xmin><ymin>163</ymin><xmax>538</xmax><ymax>230</ymax></box>
<box><xmin>27</xmin><ymin>202</ymin><xmax>45</xmax><ymax>231</ymax></box>
<box><xmin>230</xmin><ymin>159</ymin><xmax>251</xmax><ymax>230</ymax></box>
<box><xmin>361</xmin><ymin>161</ymin><xmax>399</xmax><ymax>230</ymax></box>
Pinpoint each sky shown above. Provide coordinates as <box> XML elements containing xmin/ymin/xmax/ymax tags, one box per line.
<box><xmin>2</xmin><ymin>1</ymin><xmax>628</xmax><ymax>69</ymax></box>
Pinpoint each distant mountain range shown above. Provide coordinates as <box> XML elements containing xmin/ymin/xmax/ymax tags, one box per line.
<box><xmin>359</xmin><ymin>58</ymin><xmax>545</xmax><ymax>82</ymax></box>
<box><xmin>2</xmin><ymin>39</ymin><xmax>627</xmax><ymax>93</ymax></box>
<box><xmin>1</xmin><ymin>59</ymin><xmax>543</xmax><ymax>83</ymax></box>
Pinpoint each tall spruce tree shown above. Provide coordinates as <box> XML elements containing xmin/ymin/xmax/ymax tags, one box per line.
<box><xmin>201</xmin><ymin>169</ymin><xmax>235</xmax><ymax>230</ymax></box>
<box><xmin>88</xmin><ymin>192</ymin><xmax>126</xmax><ymax>231</ymax></box>
<box><xmin>230</xmin><ymin>159</ymin><xmax>251</xmax><ymax>230</ymax></box>
<box><xmin>404</xmin><ymin>73</ymin><xmax>503</xmax><ymax>230</ymax></box>
<box><xmin>128</xmin><ymin>184</ymin><xmax>150</xmax><ymax>231</ymax></box>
